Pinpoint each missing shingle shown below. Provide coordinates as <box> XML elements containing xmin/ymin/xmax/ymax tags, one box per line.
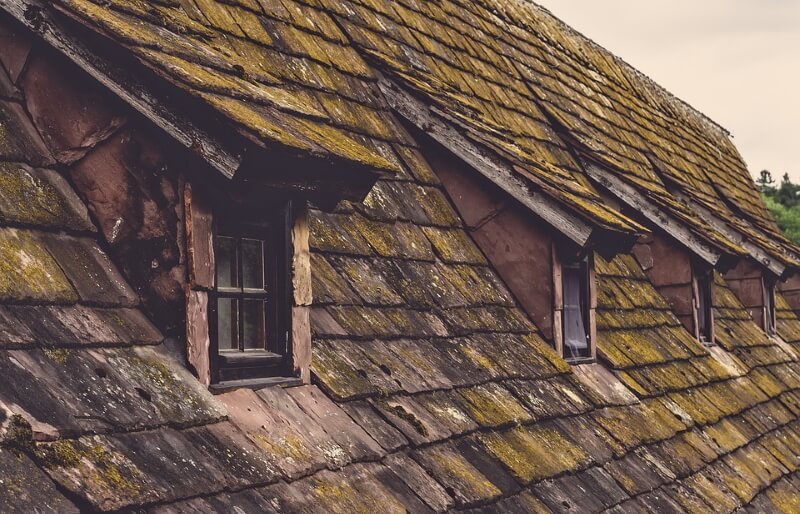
<box><xmin>135</xmin><ymin>388</ymin><xmax>152</xmax><ymax>402</ymax></box>
<box><xmin>379</xmin><ymin>364</ymin><xmax>392</xmax><ymax>376</ymax></box>
<box><xmin>232</xmin><ymin>64</ymin><xmax>246</xmax><ymax>78</ymax></box>
<box><xmin>561</xmin><ymin>501</ymin><xmax>571</xmax><ymax>509</ymax></box>
<box><xmin>384</xmin><ymin>404</ymin><xmax>428</xmax><ymax>437</ymax></box>
<box><xmin>357</xmin><ymin>369</ymin><xmax>368</xmax><ymax>379</ymax></box>
<box><xmin>94</xmin><ymin>368</ymin><xmax>108</xmax><ymax>379</ymax></box>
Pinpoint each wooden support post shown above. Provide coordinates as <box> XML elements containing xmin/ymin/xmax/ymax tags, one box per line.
<box><xmin>291</xmin><ymin>203</ymin><xmax>312</xmax><ymax>384</ymax></box>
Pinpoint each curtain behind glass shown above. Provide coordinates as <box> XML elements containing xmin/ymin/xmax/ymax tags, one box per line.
<box><xmin>563</xmin><ymin>266</ymin><xmax>588</xmax><ymax>359</ymax></box>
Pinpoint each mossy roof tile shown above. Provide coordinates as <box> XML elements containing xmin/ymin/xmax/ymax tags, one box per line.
<box><xmin>4</xmin><ymin>4</ymin><xmax>800</xmax><ymax>510</ymax></box>
<box><xmin>54</xmin><ymin>0</ymin><xmax>407</xmax><ymax>174</ymax></box>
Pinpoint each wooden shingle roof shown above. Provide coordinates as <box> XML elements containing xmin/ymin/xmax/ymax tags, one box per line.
<box><xmin>50</xmin><ymin>0</ymin><xmax>412</xmax><ymax>175</ymax></box>
<box><xmin>19</xmin><ymin>0</ymin><xmax>796</xmax><ymax>270</ymax></box>
<box><xmin>3</xmin><ymin>1</ymin><xmax>800</xmax><ymax>512</ymax></box>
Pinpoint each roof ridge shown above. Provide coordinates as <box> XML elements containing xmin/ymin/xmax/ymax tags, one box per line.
<box><xmin>510</xmin><ymin>0</ymin><xmax>733</xmax><ymax>138</ymax></box>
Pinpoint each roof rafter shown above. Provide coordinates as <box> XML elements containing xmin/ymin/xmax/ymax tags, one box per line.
<box><xmin>672</xmin><ymin>191</ymin><xmax>788</xmax><ymax>278</ymax></box>
<box><xmin>584</xmin><ymin>162</ymin><xmax>725</xmax><ymax>267</ymax></box>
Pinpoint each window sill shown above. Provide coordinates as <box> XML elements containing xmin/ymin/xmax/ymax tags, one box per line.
<box><xmin>209</xmin><ymin>376</ymin><xmax>303</xmax><ymax>394</ymax></box>
<box><xmin>565</xmin><ymin>357</ymin><xmax>595</xmax><ymax>366</ymax></box>
<box><xmin>218</xmin><ymin>350</ymin><xmax>283</xmax><ymax>367</ymax></box>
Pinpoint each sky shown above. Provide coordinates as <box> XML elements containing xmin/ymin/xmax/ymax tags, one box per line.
<box><xmin>535</xmin><ymin>0</ymin><xmax>800</xmax><ymax>183</ymax></box>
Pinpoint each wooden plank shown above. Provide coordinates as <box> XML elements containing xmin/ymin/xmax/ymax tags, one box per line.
<box><xmin>672</xmin><ymin>191</ymin><xmax>787</xmax><ymax>278</ymax></box>
<box><xmin>1</xmin><ymin>0</ymin><xmax>241</xmax><ymax>178</ymax></box>
<box><xmin>186</xmin><ymin>289</ymin><xmax>211</xmax><ymax>386</ymax></box>
<box><xmin>584</xmin><ymin>163</ymin><xmax>722</xmax><ymax>266</ymax></box>
<box><xmin>291</xmin><ymin>203</ymin><xmax>312</xmax><ymax>307</ymax></box>
<box><xmin>378</xmin><ymin>78</ymin><xmax>593</xmax><ymax>246</ymax></box>
<box><xmin>184</xmin><ymin>181</ymin><xmax>215</xmax><ymax>289</ymax></box>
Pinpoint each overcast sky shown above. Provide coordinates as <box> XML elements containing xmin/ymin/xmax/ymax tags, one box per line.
<box><xmin>536</xmin><ymin>0</ymin><xmax>800</xmax><ymax>183</ymax></box>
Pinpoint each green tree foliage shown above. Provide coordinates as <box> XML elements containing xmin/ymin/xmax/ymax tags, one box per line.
<box><xmin>761</xmin><ymin>171</ymin><xmax>800</xmax><ymax>244</ymax></box>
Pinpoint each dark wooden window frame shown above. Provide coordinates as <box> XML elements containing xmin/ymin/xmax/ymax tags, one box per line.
<box><xmin>555</xmin><ymin>251</ymin><xmax>596</xmax><ymax>364</ymax></box>
<box><xmin>694</xmin><ymin>268</ymin><xmax>714</xmax><ymax>345</ymax></box>
<box><xmin>765</xmin><ymin>279</ymin><xmax>777</xmax><ymax>335</ymax></box>
<box><xmin>208</xmin><ymin>204</ymin><xmax>293</xmax><ymax>384</ymax></box>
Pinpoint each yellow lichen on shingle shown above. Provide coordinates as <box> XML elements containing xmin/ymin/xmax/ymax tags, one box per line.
<box><xmin>0</xmin><ymin>164</ymin><xmax>81</xmax><ymax>229</ymax></box>
<box><xmin>0</xmin><ymin>228</ymin><xmax>77</xmax><ymax>303</ymax></box>
<box><xmin>479</xmin><ymin>425</ymin><xmax>591</xmax><ymax>483</ymax></box>
<box><xmin>456</xmin><ymin>383</ymin><xmax>531</xmax><ymax>427</ymax></box>
<box><xmin>420</xmin><ymin>445</ymin><xmax>502</xmax><ymax>502</ymax></box>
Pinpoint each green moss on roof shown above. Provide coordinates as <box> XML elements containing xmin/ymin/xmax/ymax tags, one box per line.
<box><xmin>0</xmin><ymin>164</ymin><xmax>84</xmax><ymax>229</ymax></box>
<box><xmin>58</xmin><ymin>0</ymin><xmax>405</xmax><ymax>174</ymax></box>
<box><xmin>479</xmin><ymin>425</ymin><xmax>591</xmax><ymax>483</ymax></box>
<box><xmin>0</xmin><ymin>228</ymin><xmax>77</xmax><ymax>303</ymax></box>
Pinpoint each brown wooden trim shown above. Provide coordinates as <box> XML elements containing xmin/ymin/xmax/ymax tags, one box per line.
<box><xmin>585</xmin><ymin>163</ymin><xmax>724</xmax><ymax>267</ymax></box>
<box><xmin>552</xmin><ymin>242</ymin><xmax>564</xmax><ymax>357</ymax></box>
<box><xmin>587</xmin><ymin>254</ymin><xmax>597</xmax><ymax>361</ymax></box>
<box><xmin>673</xmin><ymin>191</ymin><xmax>791</xmax><ymax>277</ymax></box>
<box><xmin>691</xmin><ymin>274</ymin><xmax>701</xmax><ymax>341</ymax></box>
<box><xmin>290</xmin><ymin>203</ymin><xmax>312</xmax><ymax>384</ymax></box>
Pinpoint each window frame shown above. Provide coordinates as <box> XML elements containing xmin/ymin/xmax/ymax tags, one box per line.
<box><xmin>555</xmin><ymin>251</ymin><xmax>596</xmax><ymax>363</ymax></box>
<box><xmin>764</xmin><ymin>279</ymin><xmax>777</xmax><ymax>335</ymax></box>
<box><xmin>208</xmin><ymin>204</ymin><xmax>293</xmax><ymax>384</ymax></box>
<box><xmin>694</xmin><ymin>268</ymin><xmax>714</xmax><ymax>345</ymax></box>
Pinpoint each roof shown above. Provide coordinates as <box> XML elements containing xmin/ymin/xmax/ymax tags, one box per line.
<box><xmin>4</xmin><ymin>76</ymin><xmax>800</xmax><ymax>510</ymax></box>
<box><xmin>9</xmin><ymin>0</ymin><xmax>794</xmax><ymax>269</ymax></box>
<box><xmin>3</xmin><ymin>1</ymin><xmax>800</xmax><ymax>513</ymax></box>
<box><xmin>48</xmin><ymin>0</ymin><xmax>410</xmax><ymax>175</ymax></box>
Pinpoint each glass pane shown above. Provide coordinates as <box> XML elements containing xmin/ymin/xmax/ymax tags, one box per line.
<box><xmin>217</xmin><ymin>298</ymin><xmax>239</xmax><ymax>352</ymax></box>
<box><xmin>216</xmin><ymin>236</ymin><xmax>238</xmax><ymax>288</ymax></box>
<box><xmin>563</xmin><ymin>266</ymin><xmax>589</xmax><ymax>359</ymax></box>
<box><xmin>242</xmin><ymin>299</ymin><xmax>267</xmax><ymax>351</ymax></box>
<box><xmin>241</xmin><ymin>238</ymin><xmax>265</xmax><ymax>290</ymax></box>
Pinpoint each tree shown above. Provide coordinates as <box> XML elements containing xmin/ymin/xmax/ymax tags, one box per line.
<box><xmin>775</xmin><ymin>173</ymin><xmax>800</xmax><ymax>208</ymax></box>
<box><xmin>756</xmin><ymin>169</ymin><xmax>776</xmax><ymax>194</ymax></box>
<box><xmin>761</xmin><ymin>172</ymin><xmax>800</xmax><ymax>244</ymax></box>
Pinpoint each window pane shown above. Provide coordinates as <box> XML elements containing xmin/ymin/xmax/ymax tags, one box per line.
<box><xmin>216</xmin><ymin>236</ymin><xmax>238</xmax><ymax>288</ymax></box>
<box><xmin>563</xmin><ymin>266</ymin><xmax>589</xmax><ymax>359</ymax></box>
<box><xmin>241</xmin><ymin>238</ymin><xmax>265</xmax><ymax>290</ymax></box>
<box><xmin>217</xmin><ymin>298</ymin><xmax>238</xmax><ymax>352</ymax></box>
<box><xmin>242</xmin><ymin>299</ymin><xmax>267</xmax><ymax>351</ymax></box>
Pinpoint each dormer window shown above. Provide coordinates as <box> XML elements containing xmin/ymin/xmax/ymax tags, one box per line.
<box><xmin>695</xmin><ymin>269</ymin><xmax>714</xmax><ymax>344</ymax></box>
<box><xmin>558</xmin><ymin>254</ymin><xmax>596</xmax><ymax>362</ymax></box>
<box><xmin>210</xmin><ymin>211</ymin><xmax>291</xmax><ymax>384</ymax></box>
<box><xmin>765</xmin><ymin>280</ymin><xmax>777</xmax><ymax>335</ymax></box>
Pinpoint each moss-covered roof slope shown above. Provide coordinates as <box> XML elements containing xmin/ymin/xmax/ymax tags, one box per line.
<box><xmin>49</xmin><ymin>0</ymin><xmax>414</xmax><ymax>175</ymax></box>
<box><xmin>4</xmin><ymin>1</ymin><xmax>800</xmax><ymax>513</ymax></box>
<box><xmin>46</xmin><ymin>0</ymin><xmax>800</xmax><ymax>268</ymax></box>
<box><xmin>3</xmin><ymin>60</ymin><xmax>800</xmax><ymax>510</ymax></box>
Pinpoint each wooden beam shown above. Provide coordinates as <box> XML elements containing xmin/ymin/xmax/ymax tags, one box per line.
<box><xmin>1</xmin><ymin>0</ymin><xmax>242</xmax><ymax>178</ymax></box>
<box><xmin>673</xmin><ymin>191</ymin><xmax>787</xmax><ymax>278</ymax></box>
<box><xmin>584</xmin><ymin>163</ymin><xmax>722</xmax><ymax>266</ymax></box>
<box><xmin>378</xmin><ymin>78</ymin><xmax>593</xmax><ymax>247</ymax></box>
